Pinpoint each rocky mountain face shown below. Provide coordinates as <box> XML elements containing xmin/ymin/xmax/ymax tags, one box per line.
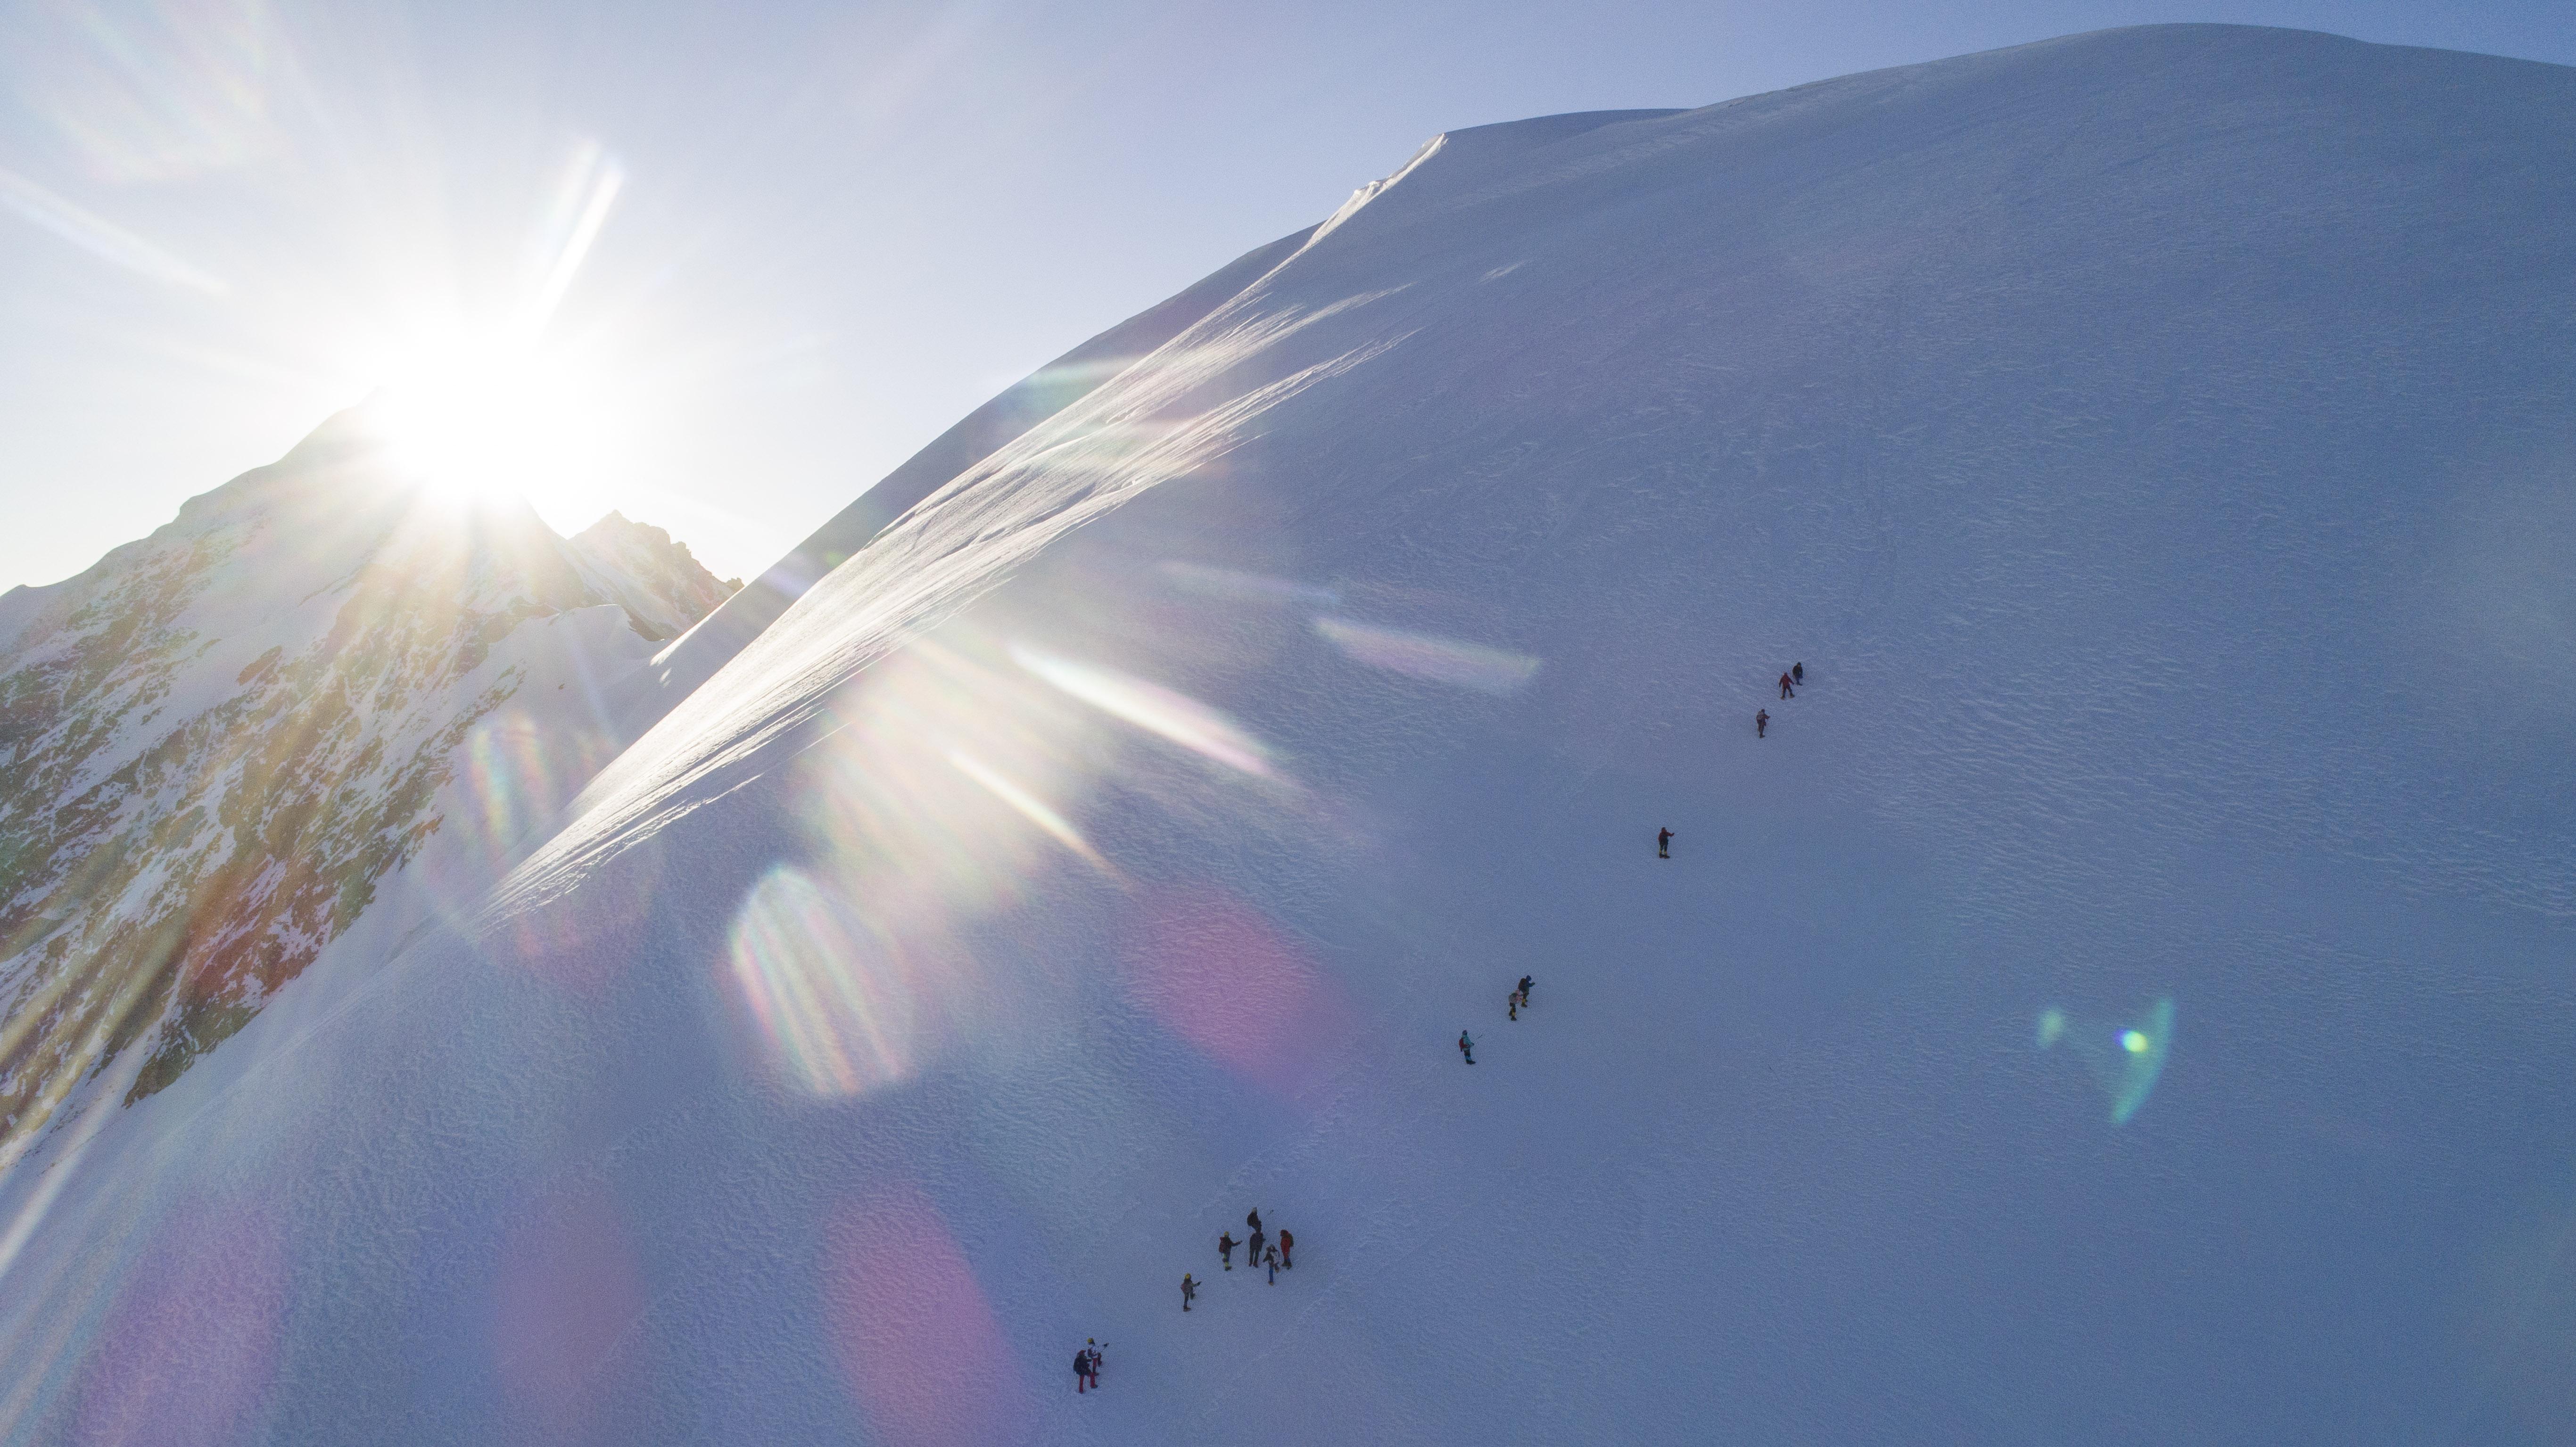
<box><xmin>0</xmin><ymin>412</ymin><xmax>728</xmax><ymax>1168</ymax></box>
<box><xmin>567</xmin><ymin>510</ymin><xmax>742</xmax><ymax>642</ymax></box>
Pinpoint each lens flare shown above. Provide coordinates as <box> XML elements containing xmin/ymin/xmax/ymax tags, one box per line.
<box><xmin>1315</xmin><ymin>615</ymin><xmax>1541</xmax><ymax>693</ymax></box>
<box><xmin>522</xmin><ymin>143</ymin><xmax>625</xmax><ymax>336</ymax></box>
<box><xmin>801</xmin><ymin>638</ymin><xmax>1108</xmax><ymax>913</ymax></box>
<box><xmin>1012</xmin><ymin>644</ymin><xmax>1279</xmax><ymax>781</ymax></box>
<box><xmin>1156</xmin><ymin>560</ymin><xmax>1339</xmax><ymax>608</ymax></box>
<box><xmin>74</xmin><ymin>1201</ymin><xmax>284</xmax><ymax>1447</ymax></box>
<box><xmin>738</xmin><ymin>634</ymin><xmax>1122</xmax><ymax>1093</ymax></box>
<box><xmin>821</xmin><ymin>1184</ymin><xmax>1021</xmax><ymax>1447</ymax></box>
<box><xmin>492</xmin><ymin>1183</ymin><xmax>648</xmax><ymax>1442</ymax></box>
<box><xmin>12</xmin><ymin>0</ymin><xmax>278</xmax><ymax>184</ymax></box>
<box><xmin>456</xmin><ymin>712</ymin><xmax>619</xmax><ymax>872</ymax></box>
<box><xmin>456</xmin><ymin>715</ymin><xmax>654</xmax><ymax>998</ymax></box>
<box><xmin>0</xmin><ymin>166</ymin><xmax>226</xmax><ymax>294</ymax></box>
<box><xmin>942</xmin><ymin>748</ymin><xmax>1119</xmax><ymax>882</ymax></box>
<box><xmin>727</xmin><ymin>867</ymin><xmax>918</xmax><ymax>1098</ymax></box>
<box><xmin>1120</xmin><ymin>888</ymin><xmax>1355</xmax><ymax>1097</ymax></box>
<box><xmin>2037</xmin><ymin>996</ymin><xmax>2176</xmax><ymax>1124</ymax></box>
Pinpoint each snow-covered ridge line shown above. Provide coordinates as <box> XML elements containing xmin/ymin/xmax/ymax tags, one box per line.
<box><xmin>638</xmin><ymin>223</ymin><xmax>1323</xmax><ymax>719</ymax></box>
<box><xmin>494</xmin><ymin>296</ymin><xmax>1407</xmax><ymax>922</ymax></box>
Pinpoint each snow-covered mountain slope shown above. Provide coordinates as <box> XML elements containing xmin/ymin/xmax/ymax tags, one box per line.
<box><xmin>6</xmin><ymin>23</ymin><xmax>2576</xmax><ymax>1447</ymax></box>
<box><xmin>0</xmin><ymin>411</ymin><xmax>732</xmax><ymax>1171</ymax></box>
<box><xmin>638</xmin><ymin>224</ymin><xmax>1319</xmax><ymax>716</ymax></box>
<box><xmin>565</xmin><ymin>511</ymin><xmax>742</xmax><ymax>642</ymax></box>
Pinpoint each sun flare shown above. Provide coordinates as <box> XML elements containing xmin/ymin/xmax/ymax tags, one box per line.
<box><xmin>372</xmin><ymin>330</ymin><xmax>605</xmax><ymax>517</ymax></box>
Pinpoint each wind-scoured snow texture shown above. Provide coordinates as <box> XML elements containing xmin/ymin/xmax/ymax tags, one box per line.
<box><xmin>637</xmin><ymin>224</ymin><xmax>1320</xmax><ymax>716</ymax></box>
<box><xmin>565</xmin><ymin>510</ymin><xmax>740</xmax><ymax>641</ymax></box>
<box><xmin>0</xmin><ymin>412</ymin><xmax>721</xmax><ymax>1169</ymax></box>
<box><xmin>6</xmin><ymin>25</ymin><xmax>2576</xmax><ymax>1447</ymax></box>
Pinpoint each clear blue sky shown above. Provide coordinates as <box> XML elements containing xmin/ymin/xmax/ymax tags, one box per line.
<box><xmin>0</xmin><ymin>0</ymin><xmax>2567</xmax><ymax>590</ymax></box>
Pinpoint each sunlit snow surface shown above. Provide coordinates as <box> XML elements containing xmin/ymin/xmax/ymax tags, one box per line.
<box><xmin>7</xmin><ymin>25</ymin><xmax>2576</xmax><ymax>1447</ymax></box>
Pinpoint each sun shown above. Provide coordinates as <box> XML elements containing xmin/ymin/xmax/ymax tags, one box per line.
<box><xmin>371</xmin><ymin>328</ymin><xmax>605</xmax><ymax>517</ymax></box>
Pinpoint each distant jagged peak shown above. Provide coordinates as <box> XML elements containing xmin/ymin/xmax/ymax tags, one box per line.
<box><xmin>2</xmin><ymin>410</ymin><xmax>578</xmax><ymax>665</ymax></box>
<box><xmin>572</xmin><ymin>508</ymin><xmax>702</xmax><ymax>568</ymax></box>
<box><xmin>567</xmin><ymin>508</ymin><xmax>742</xmax><ymax>642</ymax></box>
<box><xmin>0</xmin><ymin>411</ymin><xmax>726</xmax><ymax>1152</ymax></box>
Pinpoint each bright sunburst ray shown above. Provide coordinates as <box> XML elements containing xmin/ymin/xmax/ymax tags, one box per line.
<box><xmin>355</xmin><ymin>142</ymin><xmax>628</xmax><ymax>518</ymax></box>
<box><xmin>943</xmin><ymin>748</ymin><xmax>1123</xmax><ymax>882</ymax></box>
<box><xmin>1010</xmin><ymin>643</ymin><xmax>1283</xmax><ymax>782</ymax></box>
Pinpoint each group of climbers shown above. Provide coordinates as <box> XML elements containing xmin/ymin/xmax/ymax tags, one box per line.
<box><xmin>1757</xmin><ymin>660</ymin><xmax>1804</xmax><ymax>738</ymax></box>
<box><xmin>1073</xmin><ymin>1340</ymin><xmax>1105</xmax><ymax>1392</ymax></box>
<box><xmin>1093</xmin><ymin>666</ymin><xmax>1834</xmax><ymax>1391</ymax></box>
<box><xmin>1161</xmin><ymin>1206</ymin><xmax>1296</xmax><ymax>1335</ymax></box>
<box><xmin>1222</xmin><ymin>1206</ymin><xmax>1293</xmax><ymax>1283</ymax></box>
<box><xmin>1667</xmin><ymin>661</ymin><xmax>1818</xmax><ymax>865</ymax></box>
<box><xmin>1464</xmin><ymin>972</ymin><xmax>1538</xmax><ymax>1061</ymax></box>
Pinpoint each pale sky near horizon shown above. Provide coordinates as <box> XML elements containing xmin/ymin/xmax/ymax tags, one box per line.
<box><xmin>0</xmin><ymin>0</ymin><xmax>2568</xmax><ymax>592</ymax></box>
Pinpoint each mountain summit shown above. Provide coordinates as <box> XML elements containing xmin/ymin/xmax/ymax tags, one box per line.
<box><xmin>3</xmin><ymin>26</ymin><xmax>2573</xmax><ymax>1447</ymax></box>
<box><xmin>566</xmin><ymin>511</ymin><xmax>743</xmax><ymax>642</ymax></box>
<box><xmin>0</xmin><ymin>415</ymin><xmax>732</xmax><ymax>1164</ymax></box>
